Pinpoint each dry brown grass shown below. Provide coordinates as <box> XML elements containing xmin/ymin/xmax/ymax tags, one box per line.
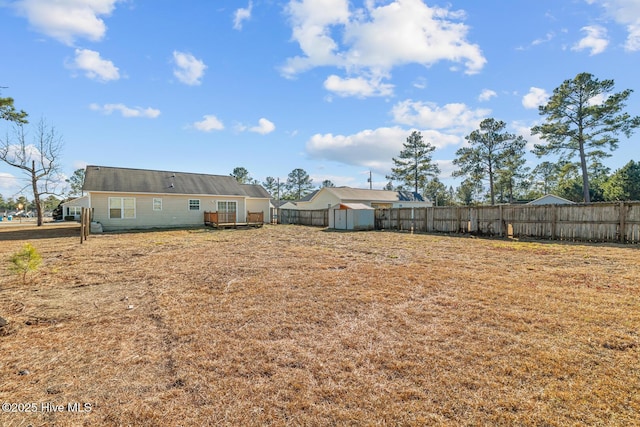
<box><xmin>0</xmin><ymin>224</ymin><xmax>639</xmax><ymax>426</ymax></box>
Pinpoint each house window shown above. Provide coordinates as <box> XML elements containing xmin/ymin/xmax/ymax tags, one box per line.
<box><xmin>189</xmin><ymin>199</ymin><xmax>200</xmax><ymax>211</ymax></box>
<box><xmin>153</xmin><ymin>198</ymin><xmax>162</xmax><ymax>211</ymax></box>
<box><xmin>109</xmin><ymin>197</ymin><xmax>135</xmax><ymax>219</ymax></box>
<box><xmin>67</xmin><ymin>206</ymin><xmax>82</xmax><ymax>216</ymax></box>
<box><xmin>217</xmin><ymin>201</ymin><xmax>237</xmax><ymax>213</ymax></box>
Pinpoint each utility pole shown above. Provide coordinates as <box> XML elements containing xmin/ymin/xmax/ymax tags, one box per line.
<box><xmin>367</xmin><ymin>171</ymin><xmax>372</xmax><ymax>189</ymax></box>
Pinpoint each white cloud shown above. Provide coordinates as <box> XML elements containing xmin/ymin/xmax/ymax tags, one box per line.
<box><xmin>72</xmin><ymin>160</ymin><xmax>89</xmax><ymax>170</ymax></box>
<box><xmin>172</xmin><ymin>51</ymin><xmax>207</xmax><ymax>86</ymax></box>
<box><xmin>192</xmin><ymin>115</ymin><xmax>225</xmax><ymax>132</ymax></box>
<box><xmin>0</xmin><ymin>172</ymin><xmax>19</xmax><ymax>191</ymax></box>
<box><xmin>522</xmin><ymin>87</ymin><xmax>549</xmax><ymax>109</ymax></box>
<box><xmin>249</xmin><ymin>118</ymin><xmax>275</xmax><ymax>135</ymax></box>
<box><xmin>306</xmin><ymin>127</ymin><xmax>410</xmax><ymax>175</ymax></box>
<box><xmin>531</xmin><ymin>31</ymin><xmax>555</xmax><ymax>46</ymax></box>
<box><xmin>282</xmin><ymin>0</ymin><xmax>485</xmax><ymax>97</ymax></box>
<box><xmin>572</xmin><ymin>25</ymin><xmax>609</xmax><ymax>55</ymax></box>
<box><xmin>311</xmin><ymin>173</ymin><xmax>359</xmax><ymax>187</ymax></box>
<box><xmin>306</xmin><ymin>126</ymin><xmax>460</xmax><ymax>176</ymax></box>
<box><xmin>436</xmin><ymin>159</ymin><xmax>457</xmax><ymax>180</ymax></box>
<box><xmin>478</xmin><ymin>89</ymin><xmax>497</xmax><ymax>102</ymax></box>
<box><xmin>626</xmin><ymin>24</ymin><xmax>640</xmax><ymax>51</ymax></box>
<box><xmin>587</xmin><ymin>0</ymin><xmax>640</xmax><ymax>51</ymax></box>
<box><xmin>391</xmin><ymin>100</ymin><xmax>489</xmax><ymax>134</ymax></box>
<box><xmin>323</xmin><ymin>74</ymin><xmax>394</xmax><ymax>98</ymax></box>
<box><xmin>234</xmin><ymin>2</ymin><xmax>253</xmax><ymax>30</ymax></box>
<box><xmin>511</xmin><ymin>120</ymin><xmax>544</xmax><ymax>151</ymax></box>
<box><xmin>90</xmin><ymin>103</ymin><xmax>161</xmax><ymax>118</ymax></box>
<box><xmin>587</xmin><ymin>93</ymin><xmax>607</xmax><ymax>106</ymax></box>
<box><xmin>13</xmin><ymin>0</ymin><xmax>121</xmax><ymax>45</ymax></box>
<box><xmin>69</xmin><ymin>48</ymin><xmax>120</xmax><ymax>82</ymax></box>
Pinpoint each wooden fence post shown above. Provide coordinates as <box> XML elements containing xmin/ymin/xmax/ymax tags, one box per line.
<box><xmin>619</xmin><ymin>201</ymin><xmax>626</xmax><ymax>243</ymax></box>
<box><xmin>551</xmin><ymin>205</ymin><xmax>557</xmax><ymax>240</ymax></box>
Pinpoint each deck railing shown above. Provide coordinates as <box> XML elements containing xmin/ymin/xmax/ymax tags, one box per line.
<box><xmin>204</xmin><ymin>211</ymin><xmax>264</xmax><ymax>227</ymax></box>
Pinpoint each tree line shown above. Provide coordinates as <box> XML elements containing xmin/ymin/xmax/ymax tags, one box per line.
<box><xmin>2</xmin><ymin>72</ymin><xmax>639</xmax><ymax>227</ymax></box>
<box><xmin>229</xmin><ymin>166</ymin><xmax>318</xmax><ymax>201</ymax></box>
<box><xmin>386</xmin><ymin>72</ymin><xmax>640</xmax><ymax>205</ymax></box>
<box><xmin>233</xmin><ymin>73</ymin><xmax>640</xmax><ymax>206</ymax></box>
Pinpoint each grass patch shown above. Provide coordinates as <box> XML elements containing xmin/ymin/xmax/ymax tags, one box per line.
<box><xmin>1</xmin><ymin>225</ymin><xmax>639</xmax><ymax>426</ymax></box>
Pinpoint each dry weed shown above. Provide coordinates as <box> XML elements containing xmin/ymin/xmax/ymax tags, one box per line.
<box><xmin>0</xmin><ymin>224</ymin><xmax>638</xmax><ymax>426</ymax></box>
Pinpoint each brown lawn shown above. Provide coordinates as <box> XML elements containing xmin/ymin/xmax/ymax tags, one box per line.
<box><xmin>0</xmin><ymin>224</ymin><xmax>639</xmax><ymax>426</ymax></box>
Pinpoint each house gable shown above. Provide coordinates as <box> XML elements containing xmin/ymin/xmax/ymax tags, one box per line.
<box><xmin>292</xmin><ymin>187</ymin><xmax>430</xmax><ymax>210</ymax></box>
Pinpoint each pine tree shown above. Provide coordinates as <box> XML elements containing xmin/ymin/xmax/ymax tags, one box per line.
<box><xmin>386</xmin><ymin>131</ymin><xmax>439</xmax><ymax>195</ymax></box>
<box><xmin>532</xmin><ymin>72</ymin><xmax>640</xmax><ymax>202</ymax></box>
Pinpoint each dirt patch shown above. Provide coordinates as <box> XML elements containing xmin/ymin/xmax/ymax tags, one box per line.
<box><xmin>0</xmin><ymin>222</ymin><xmax>81</xmax><ymax>241</ymax></box>
<box><xmin>0</xmin><ymin>225</ymin><xmax>639</xmax><ymax>426</ymax></box>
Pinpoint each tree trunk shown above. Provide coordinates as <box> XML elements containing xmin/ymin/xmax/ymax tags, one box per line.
<box><xmin>488</xmin><ymin>162</ymin><xmax>495</xmax><ymax>205</ymax></box>
<box><xmin>31</xmin><ymin>161</ymin><xmax>43</xmax><ymax>226</ymax></box>
<box><xmin>578</xmin><ymin>137</ymin><xmax>591</xmax><ymax>203</ymax></box>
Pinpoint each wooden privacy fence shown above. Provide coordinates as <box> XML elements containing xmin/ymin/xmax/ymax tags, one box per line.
<box><xmin>374</xmin><ymin>201</ymin><xmax>640</xmax><ymax>244</ymax></box>
<box><xmin>279</xmin><ymin>209</ymin><xmax>328</xmax><ymax>227</ymax></box>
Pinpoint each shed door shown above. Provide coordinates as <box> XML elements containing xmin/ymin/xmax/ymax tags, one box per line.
<box><xmin>334</xmin><ymin>209</ymin><xmax>348</xmax><ymax>230</ymax></box>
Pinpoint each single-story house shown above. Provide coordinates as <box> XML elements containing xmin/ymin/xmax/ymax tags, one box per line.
<box><xmin>328</xmin><ymin>203</ymin><xmax>375</xmax><ymax>230</ymax></box>
<box><xmin>60</xmin><ymin>195</ymin><xmax>90</xmax><ymax>220</ymax></box>
<box><xmin>283</xmin><ymin>187</ymin><xmax>432</xmax><ymax>211</ymax></box>
<box><xmin>527</xmin><ymin>194</ymin><xmax>576</xmax><ymax>205</ymax></box>
<box><xmin>82</xmin><ymin>165</ymin><xmax>271</xmax><ymax>231</ymax></box>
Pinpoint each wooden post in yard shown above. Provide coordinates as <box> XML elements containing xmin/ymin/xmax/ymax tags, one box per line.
<box><xmin>80</xmin><ymin>207</ymin><xmax>86</xmax><ymax>244</ymax></box>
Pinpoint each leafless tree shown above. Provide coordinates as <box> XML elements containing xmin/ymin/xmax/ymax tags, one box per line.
<box><xmin>0</xmin><ymin>119</ymin><xmax>64</xmax><ymax>226</ymax></box>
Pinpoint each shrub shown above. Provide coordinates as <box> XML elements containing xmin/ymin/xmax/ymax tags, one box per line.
<box><xmin>9</xmin><ymin>243</ymin><xmax>42</xmax><ymax>285</ymax></box>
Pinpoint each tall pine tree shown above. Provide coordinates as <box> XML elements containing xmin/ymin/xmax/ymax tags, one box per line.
<box><xmin>532</xmin><ymin>72</ymin><xmax>640</xmax><ymax>202</ymax></box>
<box><xmin>386</xmin><ymin>131</ymin><xmax>439</xmax><ymax>195</ymax></box>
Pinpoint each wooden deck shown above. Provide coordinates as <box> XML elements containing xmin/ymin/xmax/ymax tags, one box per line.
<box><xmin>204</xmin><ymin>211</ymin><xmax>264</xmax><ymax>229</ymax></box>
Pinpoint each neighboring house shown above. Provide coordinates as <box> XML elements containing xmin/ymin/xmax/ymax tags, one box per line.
<box><xmin>278</xmin><ymin>201</ymin><xmax>299</xmax><ymax>210</ymax></box>
<box><xmin>82</xmin><ymin>165</ymin><xmax>271</xmax><ymax>231</ymax></box>
<box><xmin>60</xmin><ymin>195</ymin><xmax>90</xmax><ymax>220</ymax></box>
<box><xmin>527</xmin><ymin>194</ymin><xmax>576</xmax><ymax>205</ymax></box>
<box><xmin>285</xmin><ymin>186</ymin><xmax>432</xmax><ymax>210</ymax></box>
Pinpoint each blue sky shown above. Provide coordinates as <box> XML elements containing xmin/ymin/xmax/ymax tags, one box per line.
<box><xmin>1</xmin><ymin>0</ymin><xmax>639</xmax><ymax>199</ymax></box>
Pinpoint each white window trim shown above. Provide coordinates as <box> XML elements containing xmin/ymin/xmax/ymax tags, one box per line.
<box><xmin>217</xmin><ymin>200</ymin><xmax>238</xmax><ymax>211</ymax></box>
<box><xmin>188</xmin><ymin>199</ymin><xmax>200</xmax><ymax>211</ymax></box>
<box><xmin>217</xmin><ymin>200</ymin><xmax>238</xmax><ymax>221</ymax></box>
<box><xmin>109</xmin><ymin>197</ymin><xmax>136</xmax><ymax>219</ymax></box>
<box><xmin>153</xmin><ymin>198</ymin><xmax>162</xmax><ymax>211</ymax></box>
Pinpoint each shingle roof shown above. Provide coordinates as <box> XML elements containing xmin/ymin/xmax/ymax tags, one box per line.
<box><xmin>240</xmin><ymin>184</ymin><xmax>271</xmax><ymax>198</ymax></box>
<box><xmin>83</xmin><ymin>166</ymin><xmax>269</xmax><ymax>198</ymax></box>
<box><xmin>300</xmin><ymin>189</ymin><xmax>319</xmax><ymax>201</ymax></box>
<box><xmin>320</xmin><ymin>187</ymin><xmax>425</xmax><ymax>202</ymax></box>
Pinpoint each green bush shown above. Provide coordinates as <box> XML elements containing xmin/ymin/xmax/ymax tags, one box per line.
<box><xmin>9</xmin><ymin>243</ymin><xmax>42</xmax><ymax>285</ymax></box>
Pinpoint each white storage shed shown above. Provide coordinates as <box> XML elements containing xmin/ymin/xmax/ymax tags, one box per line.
<box><xmin>329</xmin><ymin>203</ymin><xmax>375</xmax><ymax>231</ymax></box>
